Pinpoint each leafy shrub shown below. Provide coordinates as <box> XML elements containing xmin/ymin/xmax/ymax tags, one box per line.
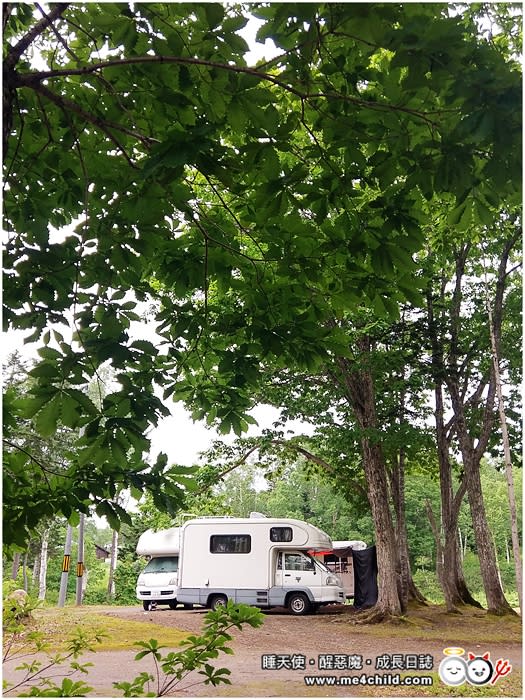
<box><xmin>113</xmin><ymin>556</ymin><xmax>143</xmax><ymax>605</ymax></box>
<box><xmin>114</xmin><ymin>601</ymin><xmax>264</xmax><ymax>696</ymax></box>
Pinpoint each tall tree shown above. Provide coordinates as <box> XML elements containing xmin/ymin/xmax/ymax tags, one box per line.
<box><xmin>426</xmin><ymin>279</ymin><xmax>478</xmax><ymax>611</ymax></box>
<box><xmin>423</xmin><ymin>215</ymin><xmax>521</xmax><ymax>614</ymax></box>
<box><xmin>3</xmin><ymin>3</ymin><xmax>521</xmax><ymax>620</ymax></box>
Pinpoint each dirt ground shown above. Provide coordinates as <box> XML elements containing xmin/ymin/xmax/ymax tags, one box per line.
<box><xmin>4</xmin><ymin>603</ymin><xmax>522</xmax><ymax>697</ymax></box>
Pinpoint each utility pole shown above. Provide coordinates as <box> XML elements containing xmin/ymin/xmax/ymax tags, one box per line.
<box><xmin>58</xmin><ymin>524</ymin><xmax>73</xmax><ymax>607</ymax></box>
<box><xmin>75</xmin><ymin>514</ymin><xmax>85</xmax><ymax>605</ymax></box>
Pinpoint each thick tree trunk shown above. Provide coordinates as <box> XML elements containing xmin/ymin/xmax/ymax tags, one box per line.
<box><xmin>462</xmin><ymin>451</ymin><xmax>514</xmax><ymax>614</ymax></box>
<box><xmin>361</xmin><ymin>439</ymin><xmax>403</xmax><ymax>617</ymax></box>
<box><xmin>336</xmin><ymin>335</ymin><xmax>403</xmax><ymax>619</ymax></box>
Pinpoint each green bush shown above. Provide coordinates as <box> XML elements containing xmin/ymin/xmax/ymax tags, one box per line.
<box><xmin>82</xmin><ymin>588</ymin><xmax>112</xmax><ymax>605</ymax></box>
<box><xmin>113</xmin><ymin>557</ymin><xmax>143</xmax><ymax>605</ymax></box>
<box><xmin>413</xmin><ymin>568</ymin><xmax>443</xmax><ymax>604</ymax></box>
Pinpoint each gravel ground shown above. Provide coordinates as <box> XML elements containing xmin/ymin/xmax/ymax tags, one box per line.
<box><xmin>3</xmin><ymin>604</ymin><xmax>522</xmax><ymax>697</ymax></box>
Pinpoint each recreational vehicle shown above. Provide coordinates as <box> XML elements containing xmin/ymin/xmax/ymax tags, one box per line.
<box><xmin>135</xmin><ymin>526</ymin><xmax>181</xmax><ymax>610</ymax></box>
<box><xmin>175</xmin><ymin>516</ymin><xmax>345</xmax><ymax>615</ymax></box>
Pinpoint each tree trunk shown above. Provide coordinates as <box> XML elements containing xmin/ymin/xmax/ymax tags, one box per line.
<box><xmin>22</xmin><ymin>550</ymin><xmax>29</xmax><ymax>592</ymax></box>
<box><xmin>486</xmin><ymin>280</ymin><xmax>522</xmax><ymax>613</ymax></box>
<box><xmin>107</xmin><ymin>529</ymin><xmax>119</xmax><ymax>598</ymax></box>
<box><xmin>38</xmin><ymin>528</ymin><xmax>50</xmax><ymax>601</ymax></box>
<box><xmin>390</xmin><ymin>449</ymin><xmax>426</xmax><ymax>606</ymax></box>
<box><xmin>445</xmin><ymin>243</ymin><xmax>515</xmax><ymax>615</ymax></box>
<box><xmin>11</xmin><ymin>552</ymin><xmax>20</xmax><ymax>580</ymax></box>
<box><xmin>32</xmin><ymin>553</ymin><xmax>40</xmax><ymax>590</ymax></box>
<box><xmin>462</xmin><ymin>450</ymin><xmax>514</xmax><ymax>614</ymax></box>
<box><xmin>335</xmin><ymin>335</ymin><xmax>403</xmax><ymax>619</ymax></box>
<box><xmin>361</xmin><ymin>439</ymin><xmax>403</xmax><ymax>618</ymax></box>
<box><xmin>427</xmin><ymin>286</ymin><xmax>479</xmax><ymax>611</ymax></box>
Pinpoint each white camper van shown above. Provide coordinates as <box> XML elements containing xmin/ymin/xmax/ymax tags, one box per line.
<box><xmin>135</xmin><ymin>527</ymin><xmax>181</xmax><ymax>610</ymax></box>
<box><xmin>176</xmin><ymin>516</ymin><xmax>345</xmax><ymax>615</ymax></box>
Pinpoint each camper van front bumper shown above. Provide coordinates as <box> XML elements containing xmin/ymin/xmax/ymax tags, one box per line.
<box><xmin>136</xmin><ymin>587</ymin><xmax>176</xmax><ymax>601</ymax></box>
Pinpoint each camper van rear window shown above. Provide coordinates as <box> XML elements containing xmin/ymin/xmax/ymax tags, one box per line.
<box><xmin>270</xmin><ymin>527</ymin><xmax>293</xmax><ymax>542</ymax></box>
<box><xmin>210</xmin><ymin>535</ymin><xmax>251</xmax><ymax>553</ymax></box>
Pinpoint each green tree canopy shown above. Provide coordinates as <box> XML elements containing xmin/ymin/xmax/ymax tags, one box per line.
<box><xmin>3</xmin><ymin>3</ymin><xmax>521</xmax><ymax>549</ymax></box>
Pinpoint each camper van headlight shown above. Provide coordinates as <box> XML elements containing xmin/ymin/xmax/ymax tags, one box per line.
<box><xmin>168</xmin><ymin>576</ymin><xmax>178</xmax><ymax>585</ymax></box>
<box><xmin>137</xmin><ymin>575</ymin><xmax>146</xmax><ymax>586</ymax></box>
<box><xmin>326</xmin><ymin>574</ymin><xmax>340</xmax><ymax>587</ymax></box>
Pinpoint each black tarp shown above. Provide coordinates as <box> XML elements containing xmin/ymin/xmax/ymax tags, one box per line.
<box><xmin>352</xmin><ymin>545</ymin><xmax>378</xmax><ymax>608</ymax></box>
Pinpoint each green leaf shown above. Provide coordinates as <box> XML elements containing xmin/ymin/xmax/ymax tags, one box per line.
<box><xmin>34</xmin><ymin>394</ymin><xmax>61</xmax><ymax>437</ymax></box>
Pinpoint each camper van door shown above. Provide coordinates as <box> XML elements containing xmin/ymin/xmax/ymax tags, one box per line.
<box><xmin>275</xmin><ymin>551</ymin><xmax>323</xmax><ymax>598</ymax></box>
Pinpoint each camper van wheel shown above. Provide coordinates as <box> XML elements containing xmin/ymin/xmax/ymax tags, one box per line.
<box><xmin>168</xmin><ymin>600</ymin><xmax>177</xmax><ymax>610</ymax></box>
<box><xmin>209</xmin><ymin>594</ymin><xmax>228</xmax><ymax>611</ymax></box>
<box><xmin>142</xmin><ymin>601</ymin><xmax>151</xmax><ymax>611</ymax></box>
<box><xmin>287</xmin><ymin>593</ymin><xmax>311</xmax><ymax>616</ymax></box>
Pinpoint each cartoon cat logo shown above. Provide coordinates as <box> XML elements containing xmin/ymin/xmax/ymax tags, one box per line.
<box><xmin>466</xmin><ymin>652</ymin><xmax>494</xmax><ymax>685</ymax></box>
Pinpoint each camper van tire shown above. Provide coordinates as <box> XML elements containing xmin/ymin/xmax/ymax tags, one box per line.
<box><xmin>168</xmin><ymin>600</ymin><xmax>178</xmax><ymax>610</ymax></box>
<box><xmin>208</xmin><ymin>594</ymin><xmax>228</xmax><ymax>611</ymax></box>
<box><xmin>287</xmin><ymin>592</ymin><xmax>311</xmax><ymax>616</ymax></box>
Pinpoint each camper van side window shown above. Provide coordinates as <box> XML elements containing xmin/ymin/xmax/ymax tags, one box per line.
<box><xmin>210</xmin><ymin>535</ymin><xmax>251</xmax><ymax>553</ymax></box>
<box><xmin>270</xmin><ymin>527</ymin><xmax>293</xmax><ymax>542</ymax></box>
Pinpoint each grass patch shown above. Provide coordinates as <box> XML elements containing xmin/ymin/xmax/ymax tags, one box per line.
<box><xmin>338</xmin><ymin>603</ymin><xmax>522</xmax><ymax>645</ymax></box>
<box><xmin>27</xmin><ymin>606</ymin><xmax>190</xmax><ymax>652</ymax></box>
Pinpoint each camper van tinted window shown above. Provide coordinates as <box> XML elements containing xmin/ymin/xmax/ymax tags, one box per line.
<box><xmin>210</xmin><ymin>535</ymin><xmax>251</xmax><ymax>553</ymax></box>
<box><xmin>270</xmin><ymin>527</ymin><xmax>293</xmax><ymax>542</ymax></box>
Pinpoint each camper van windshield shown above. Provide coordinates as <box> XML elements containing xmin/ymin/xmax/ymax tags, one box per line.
<box><xmin>143</xmin><ymin>556</ymin><xmax>178</xmax><ymax>573</ymax></box>
<box><xmin>313</xmin><ymin>558</ymin><xmax>330</xmax><ymax>573</ymax></box>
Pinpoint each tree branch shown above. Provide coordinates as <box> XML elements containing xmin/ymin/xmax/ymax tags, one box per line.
<box><xmin>28</xmin><ymin>82</ymin><xmax>143</xmax><ymax>168</ymax></box>
<box><xmin>35</xmin><ymin>2</ymin><xmax>80</xmax><ymax>65</ymax></box>
<box><xmin>6</xmin><ymin>3</ymin><xmax>70</xmax><ymax>68</ymax></box>
<box><xmin>16</xmin><ymin>54</ymin><xmax>442</xmax><ymax>126</ymax></box>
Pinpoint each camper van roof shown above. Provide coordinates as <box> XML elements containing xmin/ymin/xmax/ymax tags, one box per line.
<box><xmin>184</xmin><ymin>516</ymin><xmax>326</xmax><ymax>529</ymax></box>
<box><xmin>182</xmin><ymin>517</ymin><xmax>333</xmax><ymax>551</ymax></box>
<box><xmin>136</xmin><ymin>527</ymin><xmax>181</xmax><ymax>556</ymax></box>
